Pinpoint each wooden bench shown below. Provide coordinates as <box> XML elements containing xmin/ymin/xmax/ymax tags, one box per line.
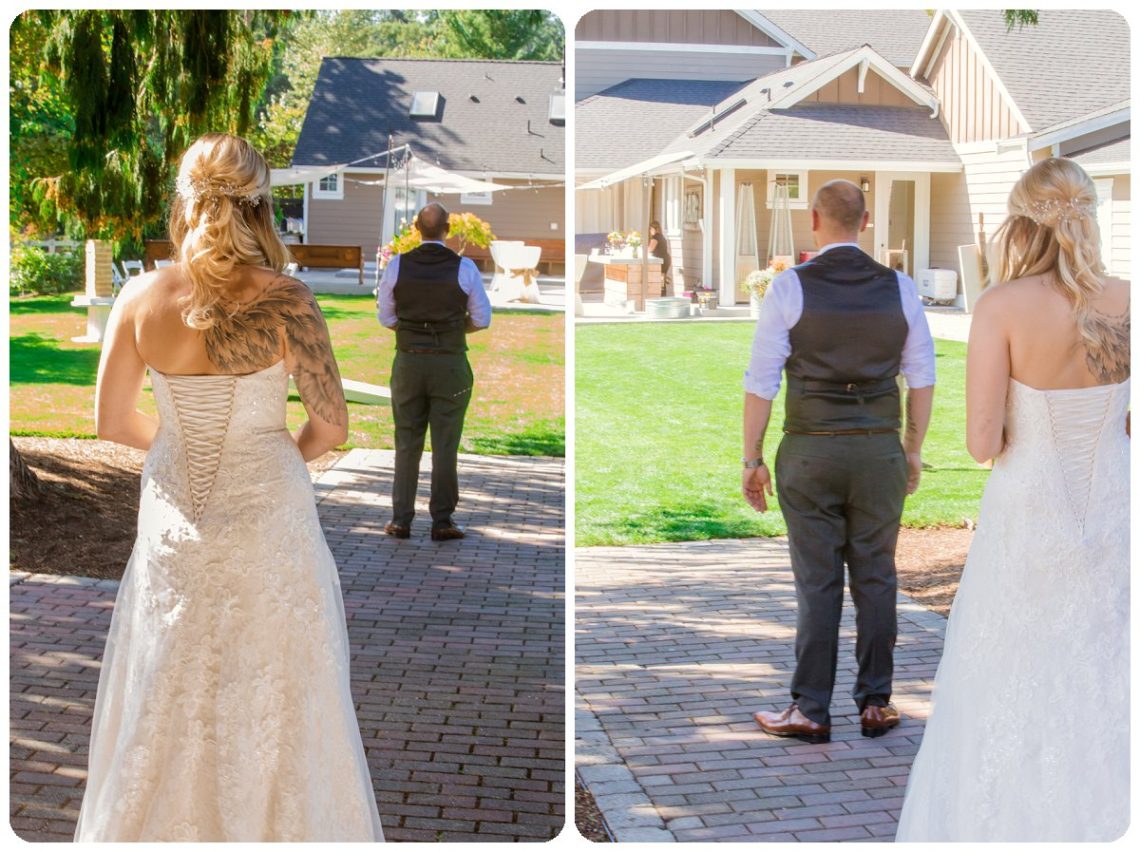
<box><xmin>144</xmin><ymin>240</ymin><xmax>366</xmax><ymax>285</ymax></box>
<box><xmin>459</xmin><ymin>238</ymin><xmax>565</xmax><ymax>275</ymax></box>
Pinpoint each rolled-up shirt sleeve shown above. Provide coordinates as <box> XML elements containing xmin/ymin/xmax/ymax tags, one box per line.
<box><xmin>460</xmin><ymin>258</ymin><xmax>492</xmax><ymax>329</ymax></box>
<box><xmin>376</xmin><ymin>256</ymin><xmax>399</xmax><ymax>328</ymax></box>
<box><xmin>743</xmin><ymin>269</ymin><xmax>801</xmax><ymax>400</ymax></box>
<box><xmin>897</xmin><ymin>272</ymin><xmax>936</xmax><ymax>388</ymax></box>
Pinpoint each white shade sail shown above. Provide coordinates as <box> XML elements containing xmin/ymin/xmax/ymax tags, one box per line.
<box><xmin>577</xmin><ymin>150</ymin><xmax>696</xmax><ymax>191</ymax></box>
<box><xmin>271</xmin><ymin>156</ymin><xmax>508</xmax><ymax>195</ymax></box>
<box><xmin>270</xmin><ymin>164</ymin><xmax>346</xmax><ymax>186</ymax></box>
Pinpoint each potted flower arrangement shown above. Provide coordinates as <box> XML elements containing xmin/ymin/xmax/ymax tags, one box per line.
<box><xmin>624</xmin><ymin>230</ymin><xmax>641</xmax><ymax>258</ymax></box>
<box><xmin>745</xmin><ymin>259</ymin><xmax>789</xmax><ymax>317</ymax></box>
<box><xmin>605</xmin><ymin>231</ymin><xmax>625</xmax><ymax>254</ymax></box>
<box><xmin>377</xmin><ymin>212</ymin><xmax>495</xmax><ymax>270</ymax></box>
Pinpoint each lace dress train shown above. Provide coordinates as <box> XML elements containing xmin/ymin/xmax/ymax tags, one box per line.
<box><xmin>74</xmin><ymin>361</ymin><xmax>384</xmax><ymax>841</ymax></box>
<box><xmin>895</xmin><ymin>378</ymin><xmax>1129</xmax><ymax>841</ymax></box>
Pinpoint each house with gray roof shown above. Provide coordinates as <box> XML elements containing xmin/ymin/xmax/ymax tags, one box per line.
<box><xmin>293</xmin><ymin>56</ymin><xmax>565</xmax><ymax>261</ymax></box>
<box><xmin>576</xmin><ymin>8</ymin><xmax>1129</xmax><ymax>308</ymax></box>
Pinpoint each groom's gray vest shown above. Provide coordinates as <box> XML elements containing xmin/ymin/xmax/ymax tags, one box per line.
<box><xmin>784</xmin><ymin>246</ymin><xmax>908</xmax><ymax>433</ymax></box>
<box><xmin>393</xmin><ymin>243</ymin><xmax>469</xmax><ymax>353</ymax></box>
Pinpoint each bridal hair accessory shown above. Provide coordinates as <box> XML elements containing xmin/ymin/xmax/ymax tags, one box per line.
<box><xmin>1012</xmin><ymin>196</ymin><xmax>1094</xmax><ymax>227</ymax></box>
<box><xmin>176</xmin><ymin>174</ymin><xmax>263</xmax><ymax>207</ymax></box>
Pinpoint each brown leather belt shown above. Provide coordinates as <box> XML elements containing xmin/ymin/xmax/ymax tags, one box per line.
<box><xmin>783</xmin><ymin>428</ymin><xmax>899</xmax><ymax>436</ymax></box>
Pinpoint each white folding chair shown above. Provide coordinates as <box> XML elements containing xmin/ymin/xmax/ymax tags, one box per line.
<box><xmin>284</xmin><ymin>261</ymin><xmax>300</xmax><ymax>275</ymax></box>
<box><xmin>121</xmin><ymin>259</ymin><xmax>144</xmax><ymax>277</ymax></box>
<box><xmin>154</xmin><ymin>259</ymin><xmax>174</xmax><ymax>268</ymax></box>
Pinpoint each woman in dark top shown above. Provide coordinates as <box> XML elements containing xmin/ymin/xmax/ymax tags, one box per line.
<box><xmin>648</xmin><ymin>220</ymin><xmax>671</xmax><ymax>296</ymax></box>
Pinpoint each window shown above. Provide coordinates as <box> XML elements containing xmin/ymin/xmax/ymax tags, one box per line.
<box><xmin>548</xmin><ymin>91</ymin><xmax>566</xmax><ymax>124</ymax></box>
<box><xmin>410</xmin><ymin>91</ymin><xmax>441</xmax><ymax>118</ymax></box>
<box><xmin>460</xmin><ymin>190</ymin><xmax>492</xmax><ymax>206</ymax></box>
<box><xmin>766</xmin><ymin>171</ymin><xmax>808</xmax><ymax>210</ymax></box>
<box><xmin>312</xmin><ymin>172</ymin><xmax>343</xmax><ymax>200</ymax></box>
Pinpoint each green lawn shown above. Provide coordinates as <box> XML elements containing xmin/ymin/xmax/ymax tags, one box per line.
<box><xmin>10</xmin><ymin>293</ymin><xmax>564</xmax><ymax>456</ymax></box>
<box><xmin>576</xmin><ymin>322</ymin><xmax>987</xmax><ymax>546</ymax></box>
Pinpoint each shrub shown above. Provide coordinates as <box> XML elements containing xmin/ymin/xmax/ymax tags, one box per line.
<box><xmin>10</xmin><ymin>245</ymin><xmax>83</xmax><ymax>296</ymax></box>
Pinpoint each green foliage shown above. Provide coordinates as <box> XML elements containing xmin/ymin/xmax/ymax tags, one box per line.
<box><xmin>437</xmin><ymin>11</ymin><xmax>564</xmax><ymax>61</ymax></box>
<box><xmin>9</xmin><ymin>246</ymin><xmax>83</xmax><ymax>297</ymax></box>
<box><xmin>1003</xmin><ymin>10</ymin><xmax>1039</xmax><ymax>30</ymax></box>
<box><xmin>14</xmin><ymin>9</ymin><xmax>296</xmax><ymax>240</ymax></box>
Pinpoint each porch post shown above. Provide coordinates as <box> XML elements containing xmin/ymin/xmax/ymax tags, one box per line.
<box><xmin>718</xmin><ymin>167</ymin><xmax>736</xmax><ymax>305</ymax></box>
<box><xmin>702</xmin><ymin>169</ymin><xmax>714</xmax><ymax>289</ymax></box>
<box><xmin>914</xmin><ymin>172</ymin><xmax>931</xmax><ymax>276</ymax></box>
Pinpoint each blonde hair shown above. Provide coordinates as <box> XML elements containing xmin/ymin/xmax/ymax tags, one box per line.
<box><xmin>993</xmin><ymin>157</ymin><xmax>1106</xmax><ymax>351</ymax></box>
<box><xmin>169</xmin><ymin>133</ymin><xmax>291</xmax><ymax>329</ymax></box>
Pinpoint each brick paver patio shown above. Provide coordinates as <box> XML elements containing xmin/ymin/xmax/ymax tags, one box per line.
<box><xmin>10</xmin><ymin>449</ymin><xmax>565</xmax><ymax>842</ymax></box>
<box><xmin>576</xmin><ymin>539</ymin><xmax>946</xmax><ymax>842</ymax></box>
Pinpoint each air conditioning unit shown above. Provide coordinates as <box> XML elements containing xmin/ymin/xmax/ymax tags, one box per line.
<box><xmin>917</xmin><ymin>268</ymin><xmax>958</xmax><ymax>301</ymax></box>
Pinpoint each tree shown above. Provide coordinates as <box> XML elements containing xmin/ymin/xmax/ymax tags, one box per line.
<box><xmin>10</xmin><ymin>441</ymin><xmax>42</xmax><ymax>501</ymax></box>
<box><xmin>437</xmin><ymin>11</ymin><xmax>563</xmax><ymax>62</ymax></box>
<box><xmin>1003</xmin><ymin>10</ymin><xmax>1039</xmax><ymax>30</ymax></box>
<box><xmin>14</xmin><ymin>10</ymin><xmax>296</xmax><ymax>240</ymax></box>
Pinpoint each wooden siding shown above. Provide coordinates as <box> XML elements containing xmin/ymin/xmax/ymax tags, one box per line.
<box><xmin>921</xmin><ymin>24</ymin><xmax>1026</xmax><ymax>144</ymax></box>
<box><xmin>1110</xmin><ymin>175</ymin><xmax>1130</xmax><ymax>277</ymax></box>
<box><xmin>308</xmin><ymin>173</ymin><xmax>563</xmax><ymax>253</ymax></box>
<box><xmin>576</xmin><ymin>51</ymin><xmax>784</xmax><ymax>101</ymax></box>
<box><xmin>928</xmin><ymin>144</ymin><xmax>1032</xmax><ymax>279</ymax></box>
<box><xmin>307</xmin><ymin>173</ymin><xmax>384</xmax><ymax>252</ymax></box>
<box><xmin>576</xmin><ymin>10</ymin><xmax>780</xmax><ymax>46</ymax></box>
<box><xmin>709</xmin><ymin>169</ymin><xmax>878</xmax><ymax>289</ymax></box>
<box><xmin>805</xmin><ymin>67</ymin><xmax>914</xmax><ymax>108</ymax></box>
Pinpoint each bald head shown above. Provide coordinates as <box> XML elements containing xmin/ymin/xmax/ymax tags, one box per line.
<box><xmin>812</xmin><ymin>180</ymin><xmax>866</xmax><ymax>235</ymax></box>
<box><xmin>416</xmin><ymin>202</ymin><xmax>450</xmax><ymax>241</ymax></box>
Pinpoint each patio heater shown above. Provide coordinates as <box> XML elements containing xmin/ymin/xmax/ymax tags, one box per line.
<box><xmin>735</xmin><ymin>182</ymin><xmax>760</xmax><ymax>303</ymax></box>
<box><xmin>767</xmin><ymin>177</ymin><xmax>795</xmax><ymax>265</ymax></box>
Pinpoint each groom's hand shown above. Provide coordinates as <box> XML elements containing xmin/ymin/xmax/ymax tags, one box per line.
<box><xmin>743</xmin><ymin>465</ymin><xmax>774</xmax><ymax>512</ymax></box>
<box><xmin>905</xmin><ymin>452</ymin><xmax>923</xmax><ymax>494</ymax></box>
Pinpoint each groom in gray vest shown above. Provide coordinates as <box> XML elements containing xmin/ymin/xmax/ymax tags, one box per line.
<box><xmin>742</xmin><ymin>179</ymin><xmax>935</xmax><ymax>743</ymax></box>
<box><xmin>377</xmin><ymin>202</ymin><xmax>491</xmax><ymax>541</ymax></box>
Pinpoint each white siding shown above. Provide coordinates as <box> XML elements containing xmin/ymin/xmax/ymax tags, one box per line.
<box><xmin>1110</xmin><ymin>174</ymin><xmax>1130</xmax><ymax>277</ymax></box>
<box><xmin>928</xmin><ymin>143</ymin><xmax>1032</xmax><ymax>280</ymax></box>
<box><xmin>576</xmin><ymin>49</ymin><xmax>785</xmax><ymax>101</ymax></box>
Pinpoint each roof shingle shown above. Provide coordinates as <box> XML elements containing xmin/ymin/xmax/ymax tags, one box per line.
<box><xmin>956</xmin><ymin>10</ymin><xmax>1129</xmax><ymax>132</ymax></box>
<box><xmin>293</xmin><ymin>57</ymin><xmax>564</xmax><ymax>175</ymax></box>
<box><xmin>760</xmin><ymin>9</ymin><xmax>935</xmax><ymax>67</ymax></box>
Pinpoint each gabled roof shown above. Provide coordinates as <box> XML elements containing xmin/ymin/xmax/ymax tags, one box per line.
<box><xmin>662</xmin><ymin>45</ymin><xmax>938</xmax><ymax>159</ymax></box>
<box><xmin>576</xmin><ymin>79</ymin><xmax>748</xmax><ymax>171</ymax></box>
<box><xmin>754</xmin><ymin>10</ymin><xmax>934</xmax><ymax>67</ymax></box>
<box><xmin>1069</xmin><ymin>136</ymin><xmax>1130</xmax><ymax>167</ymax></box>
<box><xmin>914</xmin><ymin>10</ymin><xmax>1129</xmax><ymax>134</ymax></box>
<box><xmin>293</xmin><ymin>57</ymin><xmax>564</xmax><ymax>175</ymax></box>
<box><xmin>705</xmin><ymin>103</ymin><xmax>959</xmax><ymax>166</ymax></box>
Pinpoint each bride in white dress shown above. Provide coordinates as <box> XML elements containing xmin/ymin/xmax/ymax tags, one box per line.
<box><xmin>895</xmin><ymin>157</ymin><xmax>1129</xmax><ymax>841</ymax></box>
<box><xmin>73</xmin><ymin>134</ymin><xmax>384</xmax><ymax>841</ymax></box>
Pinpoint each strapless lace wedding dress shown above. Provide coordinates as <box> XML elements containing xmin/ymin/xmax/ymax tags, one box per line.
<box><xmin>895</xmin><ymin>378</ymin><xmax>1129</xmax><ymax>841</ymax></box>
<box><xmin>74</xmin><ymin>360</ymin><xmax>384</xmax><ymax>841</ymax></box>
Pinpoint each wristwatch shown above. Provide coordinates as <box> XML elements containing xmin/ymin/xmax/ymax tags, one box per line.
<box><xmin>742</xmin><ymin>457</ymin><xmax>765</xmax><ymax>469</ymax></box>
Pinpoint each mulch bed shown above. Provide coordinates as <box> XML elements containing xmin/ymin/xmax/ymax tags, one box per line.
<box><xmin>9</xmin><ymin>437</ymin><xmax>345</xmax><ymax>580</ymax></box>
<box><xmin>575</xmin><ymin>778</ymin><xmax>610</xmax><ymax>842</ymax></box>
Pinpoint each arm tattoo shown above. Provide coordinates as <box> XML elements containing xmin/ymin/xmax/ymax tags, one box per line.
<box><xmin>204</xmin><ymin>275</ymin><xmax>347</xmax><ymax>426</ymax></box>
<box><xmin>1082</xmin><ymin>312</ymin><xmax>1130</xmax><ymax>385</ymax></box>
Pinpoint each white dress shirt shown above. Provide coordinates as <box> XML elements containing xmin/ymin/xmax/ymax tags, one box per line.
<box><xmin>743</xmin><ymin>242</ymin><xmax>936</xmax><ymax>400</ymax></box>
<box><xmin>376</xmin><ymin>241</ymin><xmax>492</xmax><ymax>329</ymax></box>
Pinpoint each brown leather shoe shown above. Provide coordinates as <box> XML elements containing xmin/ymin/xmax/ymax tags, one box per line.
<box><xmin>754</xmin><ymin>704</ymin><xmax>831</xmax><ymax>744</ymax></box>
<box><xmin>860</xmin><ymin>703</ymin><xmax>900</xmax><ymax>738</ymax></box>
<box><xmin>430</xmin><ymin>524</ymin><xmax>466</xmax><ymax>541</ymax></box>
<box><xmin>383</xmin><ymin>521</ymin><xmax>410</xmax><ymax>539</ymax></box>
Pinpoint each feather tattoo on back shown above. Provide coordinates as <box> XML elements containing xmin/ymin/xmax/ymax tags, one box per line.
<box><xmin>1082</xmin><ymin>311</ymin><xmax>1130</xmax><ymax>385</ymax></box>
<box><xmin>204</xmin><ymin>275</ymin><xmax>347</xmax><ymax>426</ymax></box>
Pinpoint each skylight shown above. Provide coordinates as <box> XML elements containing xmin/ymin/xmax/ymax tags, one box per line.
<box><xmin>548</xmin><ymin>91</ymin><xmax>566</xmax><ymax>124</ymax></box>
<box><xmin>410</xmin><ymin>91</ymin><xmax>441</xmax><ymax>118</ymax></box>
